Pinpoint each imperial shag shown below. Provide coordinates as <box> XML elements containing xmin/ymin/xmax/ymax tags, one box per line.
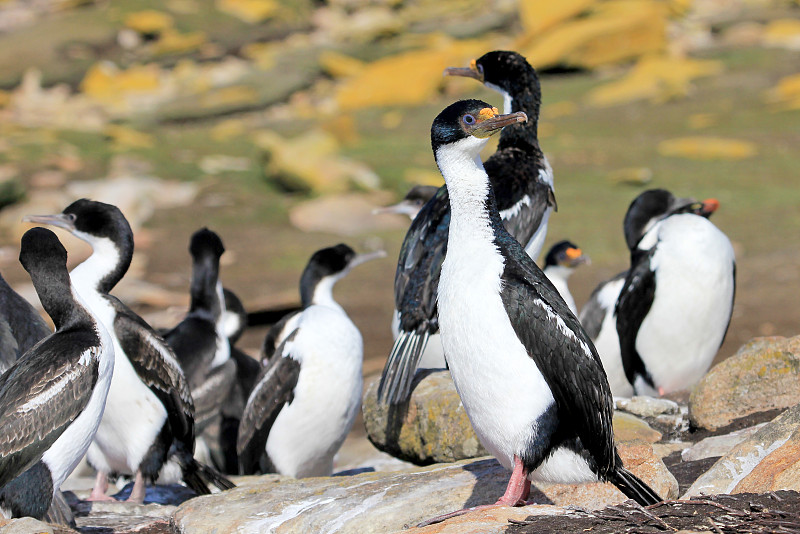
<box><xmin>379</xmin><ymin>51</ymin><xmax>556</xmax><ymax>405</ymax></box>
<box><xmin>0</xmin><ymin>228</ymin><xmax>113</xmax><ymax>520</ymax></box>
<box><xmin>542</xmin><ymin>240</ymin><xmax>589</xmax><ymax>315</ymax></box>
<box><xmin>25</xmin><ymin>200</ymin><xmax>234</xmax><ymax>503</ymax></box>
<box><xmin>237</xmin><ymin>244</ymin><xmax>384</xmax><ymax>477</ymax></box>
<box><xmin>427</xmin><ymin>101</ymin><xmax>660</xmax><ymax>524</ymax></box>
<box><xmin>615</xmin><ymin>194</ymin><xmax>734</xmax><ymax>396</ymax></box>
<box><xmin>579</xmin><ymin>189</ymin><xmax>721</xmax><ymax>396</ymax></box>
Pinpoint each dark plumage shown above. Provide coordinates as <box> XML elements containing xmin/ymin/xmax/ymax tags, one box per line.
<box><xmin>0</xmin><ymin>274</ymin><xmax>50</xmax><ymax>374</ymax></box>
<box><xmin>379</xmin><ymin>50</ymin><xmax>555</xmax><ymax>405</ymax></box>
<box><xmin>0</xmin><ymin>228</ymin><xmax>113</xmax><ymax>520</ymax></box>
<box><xmin>24</xmin><ymin>200</ymin><xmax>234</xmax><ymax>502</ymax></box>
<box><xmin>424</xmin><ymin>101</ymin><xmax>660</xmax><ymax>525</ymax></box>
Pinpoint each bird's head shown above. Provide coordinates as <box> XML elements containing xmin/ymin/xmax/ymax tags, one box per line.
<box><xmin>431</xmin><ymin>99</ymin><xmax>526</xmax><ymax>160</ymax></box>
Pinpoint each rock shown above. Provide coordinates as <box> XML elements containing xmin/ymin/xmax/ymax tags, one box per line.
<box><xmin>612</xmin><ymin>412</ymin><xmax>662</xmax><ymax>443</ymax></box>
<box><xmin>216</xmin><ymin>0</ymin><xmax>278</xmax><ymax>24</ymax></box>
<box><xmin>681</xmin><ymin>423</ymin><xmax>766</xmax><ymax>462</ymax></box>
<box><xmin>765</xmin><ymin>73</ymin><xmax>800</xmax><ymax>111</ymax></box>
<box><xmin>616</xmin><ymin>396</ymin><xmax>680</xmax><ymax>418</ymax></box>
<box><xmin>362</xmin><ymin>371</ymin><xmax>488</xmax><ymax>465</ymax></box>
<box><xmin>690</xmin><ymin>336</ymin><xmax>800</xmax><ymax>431</ymax></box>
<box><xmin>289</xmin><ymin>192</ymin><xmax>407</xmax><ymax>235</ymax></box>
<box><xmin>0</xmin><ymin>517</ymin><xmax>58</xmax><ymax>533</ymax></box>
<box><xmin>172</xmin><ymin>452</ymin><xmax>675</xmax><ymax>533</ymax></box>
<box><xmin>684</xmin><ymin>403</ymin><xmax>800</xmax><ymax>497</ymax></box>
<box><xmin>171</xmin><ymin>458</ymin><xmax>512</xmax><ymax>533</ymax></box>
<box><xmin>406</xmin><ymin>505</ymin><xmax>575</xmax><ymax>534</ymax></box>
<box><xmin>762</xmin><ymin>18</ymin><xmax>800</xmax><ymax>50</ymax></box>
<box><xmin>256</xmin><ymin>129</ymin><xmax>378</xmax><ymax>194</ymax></box>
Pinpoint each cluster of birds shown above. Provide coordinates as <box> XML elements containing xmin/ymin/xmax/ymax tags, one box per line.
<box><xmin>0</xmin><ymin>49</ymin><xmax>736</xmax><ymax>525</ymax></box>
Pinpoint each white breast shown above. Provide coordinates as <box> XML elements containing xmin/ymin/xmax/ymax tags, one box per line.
<box><xmin>71</xmin><ymin>284</ymin><xmax>167</xmax><ymax>475</ymax></box>
<box><xmin>543</xmin><ymin>265</ymin><xmax>576</xmax><ymax>314</ymax></box>
<box><xmin>635</xmin><ymin>214</ymin><xmax>735</xmax><ymax>393</ymax></box>
<box><xmin>588</xmin><ymin>277</ymin><xmax>633</xmax><ymax>397</ymax></box>
<box><xmin>438</xmin><ymin>218</ymin><xmax>555</xmax><ymax>472</ymax></box>
<box><xmin>266</xmin><ymin>305</ymin><xmax>363</xmax><ymax>478</ymax></box>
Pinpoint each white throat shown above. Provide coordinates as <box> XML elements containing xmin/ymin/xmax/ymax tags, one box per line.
<box><xmin>435</xmin><ymin>137</ymin><xmax>494</xmax><ymax>243</ymax></box>
<box><xmin>311</xmin><ymin>275</ymin><xmax>344</xmax><ymax>312</ymax></box>
<box><xmin>485</xmin><ymin>82</ymin><xmax>513</xmax><ymax>115</ymax></box>
<box><xmin>69</xmin><ymin>235</ymin><xmax>122</xmax><ymax>295</ymax></box>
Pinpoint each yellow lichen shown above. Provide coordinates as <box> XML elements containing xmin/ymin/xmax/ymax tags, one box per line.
<box><xmin>518</xmin><ymin>0</ymin><xmax>595</xmax><ymax>39</ymax></box>
<box><xmin>318</xmin><ymin>51</ymin><xmax>366</xmax><ymax>79</ymax></box>
<box><xmin>586</xmin><ymin>55</ymin><xmax>723</xmax><ymax>107</ymax></box>
<box><xmin>80</xmin><ymin>62</ymin><xmax>163</xmax><ymax>109</ymax></box>
<box><xmin>762</xmin><ymin>19</ymin><xmax>800</xmax><ymax>50</ymax></box>
<box><xmin>688</xmin><ymin>113</ymin><xmax>717</xmax><ymax>130</ymax></box>
<box><xmin>765</xmin><ymin>73</ymin><xmax>800</xmax><ymax>110</ymax></box>
<box><xmin>544</xmin><ymin>100</ymin><xmax>577</xmax><ymax>118</ymax></box>
<box><xmin>152</xmin><ymin>29</ymin><xmax>207</xmax><ymax>55</ymax></box>
<box><xmin>658</xmin><ymin>137</ymin><xmax>758</xmax><ymax>160</ymax></box>
<box><xmin>210</xmin><ymin>119</ymin><xmax>246</xmax><ymax>141</ymax></box>
<box><xmin>216</xmin><ymin>0</ymin><xmax>278</xmax><ymax>24</ymax></box>
<box><xmin>104</xmin><ymin>125</ymin><xmax>155</xmax><ymax>150</ymax></box>
<box><xmin>521</xmin><ymin>0</ymin><xmax>668</xmax><ymax>70</ymax></box>
<box><xmin>335</xmin><ymin>35</ymin><xmax>489</xmax><ymax>111</ymax></box>
<box><xmin>242</xmin><ymin>42</ymin><xmax>279</xmax><ymax>70</ymax></box>
<box><xmin>404</xmin><ymin>168</ymin><xmax>443</xmax><ymax>187</ymax></box>
<box><xmin>123</xmin><ymin>10</ymin><xmax>174</xmax><ymax>34</ymax></box>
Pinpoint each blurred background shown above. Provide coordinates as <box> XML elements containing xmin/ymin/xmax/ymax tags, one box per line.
<box><xmin>0</xmin><ymin>0</ymin><xmax>798</xmax><ymax>386</ymax></box>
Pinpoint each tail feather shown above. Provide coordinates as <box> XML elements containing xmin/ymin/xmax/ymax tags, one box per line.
<box><xmin>610</xmin><ymin>467</ymin><xmax>662</xmax><ymax>506</ymax></box>
<box><xmin>377</xmin><ymin>330</ymin><xmax>429</xmax><ymax>405</ymax></box>
<box><xmin>176</xmin><ymin>451</ymin><xmax>236</xmax><ymax>495</ymax></box>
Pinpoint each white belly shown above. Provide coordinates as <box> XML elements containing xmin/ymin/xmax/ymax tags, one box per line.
<box><xmin>636</xmin><ymin>215</ymin><xmax>735</xmax><ymax>393</ymax></box>
<box><xmin>73</xmin><ymin>289</ymin><xmax>167</xmax><ymax>475</ymax></box>
<box><xmin>590</xmin><ymin>278</ymin><xmax>633</xmax><ymax>397</ymax></box>
<box><xmin>267</xmin><ymin>306</ymin><xmax>363</xmax><ymax>478</ymax></box>
<box><xmin>438</xmin><ymin>240</ymin><xmax>555</xmax><ymax>472</ymax></box>
<box><xmin>42</xmin><ymin>325</ymin><xmax>114</xmax><ymax>493</ymax></box>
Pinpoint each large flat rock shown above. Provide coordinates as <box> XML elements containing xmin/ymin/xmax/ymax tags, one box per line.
<box><xmin>690</xmin><ymin>336</ymin><xmax>800</xmax><ymax>431</ymax></box>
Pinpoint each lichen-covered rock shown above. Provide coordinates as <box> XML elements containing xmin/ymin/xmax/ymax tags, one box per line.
<box><xmin>612</xmin><ymin>411</ymin><xmax>662</xmax><ymax>443</ymax></box>
<box><xmin>690</xmin><ymin>336</ymin><xmax>800</xmax><ymax>431</ymax></box>
<box><xmin>362</xmin><ymin>371</ymin><xmax>488</xmax><ymax>465</ymax></box>
<box><xmin>684</xmin><ymin>403</ymin><xmax>800</xmax><ymax>497</ymax></box>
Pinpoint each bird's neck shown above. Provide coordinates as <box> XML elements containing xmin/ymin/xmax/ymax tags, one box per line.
<box><xmin>189</xmin><ymin>257</ymin><xmax>222</xmax><ymax>319</ymax></box>
<box><xmin>436</xmin><ymin>144</ymin><xmax>500</xmax><ymax>247</ymax></box>
<box><xmin>70</xmin><ymin>236</ymin><xmax>131</xmax><ymax>296</ymax></box>
<box><xmin>29</xmin><ymin>266</ymin><xmax>91</xmax><ymax>331</ymax></box>
<box><xmin>307</xmin><ymin>276</ymin><xmax>344</xmax><ymax>312</ymax></box>
<box><xmin>543</xmin><ymin>264</ymin><xmax>574</xmax><ymax>282</ymax></box>
<box><xmin>493</xmin><ymin>82</ymin><xmax>541</xmax><ymax>152</ymax></box>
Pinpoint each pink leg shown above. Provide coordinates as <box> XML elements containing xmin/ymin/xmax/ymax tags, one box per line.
<box><xmin>125</xmin><ymin>470</ymin><xmax>146</xmax><ymax>503</ymax></box>
<box><xmin>87</xmin><ymin>471</ymin><xmax>117</xmax><ymax>502</ymax></box>
<box><xmin>496</xmin><ymin>455</ymin><xmax>531</xmax><ymax>506</ymax></box>
<box><xmin>417</xmin><ymin>455</ymin><xmax>531</xmax><ymax>527</ymax></box>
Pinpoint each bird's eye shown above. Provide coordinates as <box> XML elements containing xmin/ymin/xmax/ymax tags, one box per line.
<box><xmin>476</xmin><ymin>64</ymin><xmax>484</xmax><ymax>75</ymax></box>
<box><xmin>463</xmin><ymin>114</ymin><xmax>475</xmax><ymax>125</ymax></box>
<box><xmin>65</xmin><ymin>213</ymin><xmax>77</xmax><ymax>222</ymax></box>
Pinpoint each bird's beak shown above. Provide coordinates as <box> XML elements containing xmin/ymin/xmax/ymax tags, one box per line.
<box><xmin>471</xmin><ymin>109</ymin><xmax>527</xmax><ymax>139</ymax></box>
<box><xmin>443</xmin><ymin>59</ymin><xmax>484</xmax><ymax>82</ymax></box>
<box><xmin>348</xmin><ymin>250</ymin><xmax>387</xmax><ymax>269</ymax></box>
<box><xmin>698</xmin><ymin>198</ymin><xmax>719</xmax><ymax>217</ymax></box>
<box><xmin>23</xmin><ymin>213</ymin><xmax>75</xmax><ymax>232</ymax></box>
<box><xmin>564</xmin><ymin>247</ymin><xmax>591</xmax><ymax>267</ymax></box>
<box><xmin>372</xmin><ymin>202</ymin><xmax>417</xmax><ymax>217</ymax></box>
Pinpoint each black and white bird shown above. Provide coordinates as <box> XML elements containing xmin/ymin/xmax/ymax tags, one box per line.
<box><xmin>25</xmin><ymin>200</ymin><xmax>234</xmax><ymax>503</ymax></box>
<box><xmin>372</xmin><ymin>185</ymin><xmax>439</xmax><ymax>221</ymax></box>
<box><xmin>378</xmin><ymin>50</ymin><xmax>556</xmax><ymax>405</ymax></box>
<box><xmin>542</xmin><ymin>240</ymin><xmax>589</xmax><ymax>315</ymax></box>
<box><xmin>615</xmin><ymin>194</ymin><xmax>734</xmax><ymax>396</ymax></box>
<box><xmin>164</xmin><ymin>228</ymin><xmax>235</xmax><ymax>433</ymax></box>
<box><xmin>0</xmin><ymin>227</ymin><xmax>114</xmax><ymax>520</ymax></box>
<box><xmin>428</xmin><ymin>100</ymin><xmax>660</xmax><ymax>522</ymax></box>
<box><xmin>237</xmin><ymin>244</ymin><xmax>384</xmax><ymax>477</ymax></box>
<box><xmin>579</xmin><ymin>189</ymin><xmax>721</xmax><ymax>396</ymax></box>
<box><xmin>0</xmin><ymin>273</ymin><xmax>51</xmax><ymax>374</ymax></box>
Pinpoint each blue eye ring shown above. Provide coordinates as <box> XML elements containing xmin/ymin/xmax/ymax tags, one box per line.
<box><xmin>476</xmin><ymin>64</ymin><xmax>484</xmax><ymax>75</ymax></box>
<box><xmin>463</xmin><ymin>114</ymin><xmax>476</xmax><ymax>125</ymax></box>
